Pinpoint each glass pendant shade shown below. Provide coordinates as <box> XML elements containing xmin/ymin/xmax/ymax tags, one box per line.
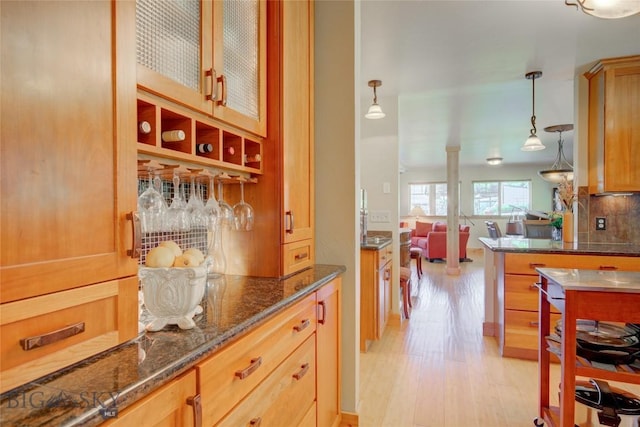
<box><xmin>522</xmin><ymin>134</ymin><xmax>545</xmax><ymax>151</ymax></box>
<box><xmin>365</xmin><ymin>103</ymin><xmax>385</xmax><ymax>119</ymax></box>
<box><xmin>365</xmin><ymin>80</ymin><xmax>385</xmax><ymax>119</ymax></box>
<box><xmin>566</xmin><ymin>0</ymin><xmax>640</xmax><ymax>18</ymax></box>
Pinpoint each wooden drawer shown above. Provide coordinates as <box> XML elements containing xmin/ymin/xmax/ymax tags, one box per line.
<box><xmin>103</xmin><ymin>369</ymin><xmax>197</xmax><ymax>426</ymax></box>
<box><xmin>283</xmin><ymin>239</ymin><xmax>314</xmax><ymax>276</ymax></box>
<box><xmin>300</xmin><ymin>400</ymin><xmax>317</xmax><ymax>427</ymax></box>
<box><xmin>504</xmin><ymin>310</ymin><xmax>561</xmax><ymax>352</ymax></box>
<box><xmin>217</xmin><ymin>335</ymin><xmax>316</xmax><ymax>427</ymax></box>
<box><xmin>198</xmin><ymin>292</ymin><xmax>317</xmax><ymax>425</ymax></box>
<box><xmin>505</xmin><ymin>274</ymin><xmax>561</xmax><ymax>313</ymax></box>
<box><xmin>0</xmin><ymin>277</ymin><xmax>138</xmax><ymax>393</ymax></box>
<box><xmin>505</xmin><ymin>253</ymin><xmax>640</xmax><ymax>275</ymax></box>
<box><xmin>377</xmin><ymin>245</ymin><xmax>392</xmax><ymax>268</ymax></box>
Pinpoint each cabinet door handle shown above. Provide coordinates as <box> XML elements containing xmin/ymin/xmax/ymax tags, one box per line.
<box><xmin>529</xmin><ymin>263</ymin><xmax>546</xmax><ymax>268</ymax></box>
<box><xmin>235</xmin><ymin>357</ymin><xmax>262</xmax><ymax>380</ymax></box>
<box><xmin>285</xmin><ymin>211</ymin><xmax>294</xmax><ymax>234</ymax></box>
<box><xmin>216</xmin><ymin>74</ymin><xmax>227</xmax><ymax>106</ymax></box>
<box><xmin>250</xmin><ymin>418</ymin><xmax>262</xmax><ymax>426</ymax></box>
<box><xmin>293</xmin><ymin>318</ymin><xmax>310</xmax><ymax>332</ymax></box>
<box><xmin>186</xmin><ymin>394</ymin><xmax>202</xmax><ymax>427</ymax></box>
<box><xmin>599</xmin><ymin>265</ymin><xmax>618</xmax><ymax>270</ymax></box>
<box><xmin>293</xmin><ymin>363</ymin><xmax>310</xmax><ymax>380</ymax></box>
<box><xmin>294</xmin><ymin>252</ymin><xmax>308</xmax><ymax>261</ymax></box>
<box><xmin>205</xmin><ymin>68</ymin><xmax>217</xmax><ymax>101</ymax></box>
<box><xmin>126</xmin><ymin>211</ymin><xmax>141</xmax><ymax>259</ymax></box>
<box><xmin>318</xmin><ymin>301</ymin><xmax>327</xmax><ymax>325</ymax></box>
<box><xmin>20</xmin><ymin>322</ymin><xmax>85</xmax><ymax>351</ymax></box>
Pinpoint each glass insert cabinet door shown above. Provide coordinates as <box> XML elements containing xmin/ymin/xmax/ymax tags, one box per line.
<box><xmin>135</xmin><ymin>0</ymin><xmax>266</xmax><ymax>137</ymax></box>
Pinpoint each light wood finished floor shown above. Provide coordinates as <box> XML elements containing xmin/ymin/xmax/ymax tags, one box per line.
<box><xmin>358</xmin><ymin>251</ymin><xmax>640</xmax><ymax>427</ymax></box>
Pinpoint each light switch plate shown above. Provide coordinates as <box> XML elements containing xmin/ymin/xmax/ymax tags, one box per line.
<box><xmin>370</xmin><ymin>210</ymin><xmax>391</xmax><ymax>223</ymax></box>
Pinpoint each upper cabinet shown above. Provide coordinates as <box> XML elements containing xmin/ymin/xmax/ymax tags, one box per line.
<box><xmin>0</xmin><ymin>0</ymin><xmax>138</xmax><ymax>391</ymax></box>
<box><xmin>584</xmin><ymin>55</ymin><xmax>640</xmax><ymax>194</ymax></box>
<box><xmin>135</xmin><ymin>0</ymin><xmax>266</xmax><ymax>137</ymax></box>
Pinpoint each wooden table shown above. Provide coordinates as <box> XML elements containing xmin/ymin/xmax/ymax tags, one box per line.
<box><xmin>535</xmin><ymin>268</ymin><xmax>640</xmax><ymax>427</ymax></box>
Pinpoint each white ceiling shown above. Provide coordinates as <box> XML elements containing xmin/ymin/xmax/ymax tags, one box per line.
<box><xmin>359</xmin><ymin>0</ymin><xmax>640</xmax><ymax>170</ymax></box>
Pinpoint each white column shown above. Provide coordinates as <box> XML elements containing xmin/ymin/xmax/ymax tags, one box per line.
<box><xmin>446</xmin><ymin>145</ymin><xmax>461</xmax><ymax>275</ymax></box>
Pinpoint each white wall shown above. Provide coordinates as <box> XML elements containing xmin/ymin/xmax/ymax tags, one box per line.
<box><xmin>399</xmin><ymin>164</ymin><xmax>557</xmax><ymax>248</ymax></box>
<box><xmin>315</xmin><ymin>0</ymin><xmax>360</xmax><ymax>415</ymax></box>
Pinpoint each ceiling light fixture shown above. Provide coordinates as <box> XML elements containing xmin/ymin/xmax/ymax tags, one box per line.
<box><xmin>538</xmin><ymin>124</ymin><xmax>574</xmax><ymax>182</ymax></box>
<box><xmin>486</xmin><ymin>157</ymin><xmax>503</xmax><ymax>166</ymax></box>
<box><xmin>564</xmin><ymin>0</ymin><xmax>640</xmax><ymax>19</ymax></box>
<box><xmin>365</xmin><ymin>80</ymin><xmax>386</xmax><ymax>119</ymax></box>
<box><xmin>521</xmin><ymin>71</ymin><xmax>546</xmax><ymax>152</ymax></box>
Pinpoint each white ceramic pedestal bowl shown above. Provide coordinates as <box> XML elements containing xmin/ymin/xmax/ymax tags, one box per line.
<box><xmin>139</xmin><ymin>258</ymin><xmax>210</xmax><ymax>331</ymax></box>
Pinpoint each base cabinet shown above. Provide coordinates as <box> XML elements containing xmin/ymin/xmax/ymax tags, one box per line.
<box><xmin>499</xmin><ymin>253</ymin><xmax>640</xmax><ymax>359</ymax></box>
<box><xmin>102</xmin><ymin>370</ymin><xmax>199</xmax><ymax>426</ymax></box>
<box><xmin>360</xmin><ymin>245</ymin><xmax>393</xmax><ymax>352</ymax></box>
<box><xmin>197</xmin><ymin>278</ymin><xmax>341</xmax><ymax>427</ymax></box>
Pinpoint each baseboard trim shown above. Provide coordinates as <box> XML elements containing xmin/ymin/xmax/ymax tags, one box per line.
<box><xmin>340</xmin><ymin>411</ymin><xmax>359</xmax><ymax>427</ymax></box>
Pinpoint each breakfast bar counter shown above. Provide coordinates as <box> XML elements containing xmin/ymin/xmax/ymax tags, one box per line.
<box><xmin>0</xmin><ymin>264</ymin><xmax>345</xmax><ymax>426</ymax></box>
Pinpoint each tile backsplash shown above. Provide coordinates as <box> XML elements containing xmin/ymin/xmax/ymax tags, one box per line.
<box><xmin>577</xmin><ymin>186</ymin><xmax>640</xmax><ymax>244</ymax></box>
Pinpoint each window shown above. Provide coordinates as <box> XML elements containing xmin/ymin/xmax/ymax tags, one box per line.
<box><xmin>409</xmin><ymin>182</ymin><xmax>448</xmax><ymax>216</ymax></box>
<box><xmin>473</xmin><ymin>180</ymin><xmax>531</xmax><ymax>216</ymax></box>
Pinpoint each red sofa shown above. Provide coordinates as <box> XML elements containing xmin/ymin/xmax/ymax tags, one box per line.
<box><xmin>410</xmin><ymin>221</ymin><xmax>470</xmax><ymax>262</ymax></box>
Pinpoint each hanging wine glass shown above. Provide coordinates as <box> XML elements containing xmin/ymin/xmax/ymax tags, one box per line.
<box><xmin>138</xmin><ymin>170</ymin><xmax>167</xmax><ymax>233</ymax></box>
<box><xmin>203</xmin><ymin>175</ymin><xmax>220</xmax><ymax>232</ymax></box>
<box><xmin>186</xmin><ymin>174</ymin><xmax>206</xmax><ymax>229</ymax></box>
<box><xmin>233</xmin><ymin>179</ymin><xmax>254</xmax><ymax>231</ymax></box>
<box><xmin>217</xmin><ymin>180</ymin><xmax>235</xmax><ymax>229</ymax></box>
<box><xmin>167</xmin><ymin>172</ymin><xmax>190</xmax><ymax>232</ymax></box>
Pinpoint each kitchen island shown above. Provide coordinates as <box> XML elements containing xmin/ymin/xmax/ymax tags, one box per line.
<box><xmin>479</xmin><ymin>237</ymin><xmax>640</xmax><ymax>359</ymax></box>
<box><xmin>0</xmin><ymin>265</ymin><xmax>345</xmax><ymax>426</ymax></box>
<box><xmin>535</xmin><ymin>268</ymin><xmax>640</xmax><ymax>427</ymax></box>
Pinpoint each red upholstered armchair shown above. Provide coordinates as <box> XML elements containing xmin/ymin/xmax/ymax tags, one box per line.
<box><xmin>410</xmin><ymin>221</ymin><xmax>470</xmax><ymax>262</ymax></box>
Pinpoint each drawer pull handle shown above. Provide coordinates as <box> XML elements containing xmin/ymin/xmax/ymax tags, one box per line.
<box><xmin>529</xmin><ymin>321</ymin><xmax>539</xmax><ymax>327</ymax></box>
<box><xmin>250</xmin><ymin>418</ymin><xmax>262</xmax><ymax>426</ymax></box>
<box><xmin>235</xmin><ymin>357</ymin><xmax>262</xmax><ymax>380</ymax></box>
<box><xmin>293</xmin><ymin>363</ymin><xmax>310</xmax><ymax>380</ymax></box>
<box><xmin>293</xmin><ymin>318</ymin><xmax>310</xmax><ymax>332</ymax></box>
<box><xmin>126</xmin><ymin>211</ymin><xmax>141</xmax><ymax>259</ymax></box>
<box><xmin>318</xmin><ymin>301</ymin><xmax>327</xmax><ymax>325</ymax></box>
<box><xmin>294</xmin><ymin>252</ymin><xmax>308</xmax><ymax>261</ymax></box>
<box><xmin>186</xmin><ymin>394</ymin><xmax>202</xmax><ymax>427</ymax></box>
<box><xmin>529</xmin><ymin>263</ymin><xmax>546</xmax><ymax>268</ymax></box>
<box><xmin>599</xmin><ymin>265</ymin><xmax>618</xmax><ymax>270</ymax></box>
<box><xmin>20</xmin><ymin>322</ymin><xmax>85</xmax><ymax>351</ymax></box>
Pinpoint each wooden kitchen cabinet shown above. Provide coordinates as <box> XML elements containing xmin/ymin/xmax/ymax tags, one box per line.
<box><xmin>254</xmin><ymin>0</ymin><xmax>314</xmax><ymax>277</ymax></box>
<box><xmin>136</xmin><ymin>0</ymin><xmax>267</xmax><ymax>137</ymax></box>
<box><xmin>360</xmin><ymin>244</ymin><xmax>393</xmax><ymax>352</ymax></box>
<box><xmin>499</xmin><ymin>253</ymin><xmax>640</xmax><ymax>360</ymax></box>
<box><xmin>197</xmin><ymin>278</ymin><xmax>341</xmax><ymax>427</ymax></box>
<box><xmin>102</xmin><ymin>370</ymin><xmax>199</xmax><ymax>426</ymax></box>
<box><xmin>584</xmin><ymin>55</ymin><xmax>640</xmax><ymax>194</ymax></box>
<box><xmin>316</xmin><ymin>278</ymin><xmax>342</xmax><ymax>427</ymax></box>
<box><xmin>0</xmin><ymin>0</ymin><xmax>138</xmax><ymax>392</ymax></box>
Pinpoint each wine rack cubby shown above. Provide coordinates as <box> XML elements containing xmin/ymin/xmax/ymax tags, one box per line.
<box><xmin>137</xmin><ymin>92</ymin><xmax>264</xmax><ymax>175</ymax></box>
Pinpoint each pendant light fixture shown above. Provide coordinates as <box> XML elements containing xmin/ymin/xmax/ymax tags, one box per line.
<box><xmin>365</xmin><ymin>80</ymin><xmax>386</xmax><ymax>119</ymax></box>
<box><xmin>521</xmin><ymin>71</ymin><xmax>546</xmax><ymax>151</ymax></box>
<box><xmin>564</xmin><ymin>0</ymin><xmax>640</xmax><ymax>19</ymax></box>
<box><xmin>538</xmin><ymin>124</ymin><xmax>574</xmax><ymax>182</ymax></box>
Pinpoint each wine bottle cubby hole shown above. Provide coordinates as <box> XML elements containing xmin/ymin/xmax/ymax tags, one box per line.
<box><xmin>136</xmin><ymin>95</ymin><xmax>263</xmax><ymax>175</ymax></box>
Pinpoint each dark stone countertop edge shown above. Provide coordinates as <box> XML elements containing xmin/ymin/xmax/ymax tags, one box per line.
<box><xmin>360</xmin><ymin>239</ymin><xmax>392</xmax><ymax>251</ymax></box>
<box><xmin>0</xmin><ymin>264</ymin><xmax>346</xmax><ymax>427</ymax></box>
<box><xmin>478</xmin><ymin>237</ymin><xmax>640</xmax><ymax>257</ymax></box>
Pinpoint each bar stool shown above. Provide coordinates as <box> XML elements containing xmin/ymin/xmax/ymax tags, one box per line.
<box><xmin>410</xmin><ymin>247</ymin><xmax>423</xmax><ymax>279</ymax></box>
<box><xmin>399</xmin><ymin>266</ymin><xmax>412</xmax><ymax>319</ymax></box>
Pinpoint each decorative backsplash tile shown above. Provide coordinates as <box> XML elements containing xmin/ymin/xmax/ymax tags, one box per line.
<box><xmin>577</xmin><ymin>186</ymin><xmax>640</xmax><ymax>244</ymax></box>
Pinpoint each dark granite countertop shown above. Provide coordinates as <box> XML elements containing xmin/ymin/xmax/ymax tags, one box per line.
<box><xmin>0</xmin><ymin>264</ymin><xmax>346</xmax><ymax>427</ymax></box>
<box><xmin>360</xmin><ymin>236</ymin><xmax>392</xmax><ymax>251</ymax></box>
<box><xmin>479</xmin><ymin>237</ymin><xmax>640</xmax><ymax>257</ymax></box>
